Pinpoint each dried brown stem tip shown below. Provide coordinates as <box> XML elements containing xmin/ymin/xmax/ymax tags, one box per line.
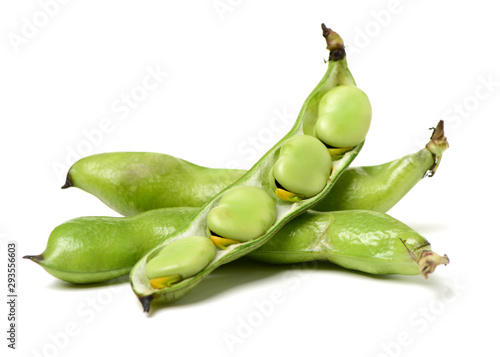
<box><xmin>425</xmin><ymin>120</ymin><xmax>449</xmax><ymax>177</ymax></box>
<box><xmin>418</xmin><ymin>251</ymin><xmax>450</xmax><ymax>279</ymax></box>
<box><xmin>321</xmin><ymin>23</ymin><xmax>346</xmax><ymax>61</ymax></box>
<box><xmin>400</xmin><ymin>239</ymin><xmax>449</xmax><ymax>278</ymax></box>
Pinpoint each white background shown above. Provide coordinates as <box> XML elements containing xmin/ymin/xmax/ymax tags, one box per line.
<box><xmin>1</xmin><ymin>1</ymin><xmax>499</xmax><ymax>356</ymax></box>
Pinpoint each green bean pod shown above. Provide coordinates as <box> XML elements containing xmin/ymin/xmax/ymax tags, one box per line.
<box><xmin>62</xmin><ymin>122</ymin><xmax>447</xmax><ymax>215</ymax></box>
<box><xmin>25</xmin><ymin>124</ymin><xmax>448</xmax><ymax>284</ymax></box>
<box><xmin>62</xmin><ymin>152</ymin><xmax>245</xmax><ymax>216</ymax></box>
<box><xmin>314</xmin><ymin>121</ymin><xmax>448</xmax><ymax>212</ymax></box>
<box><xmin>24</xmin><ymin>207</ymin><xmax>448</xmax><ymax>285</ymax></box>
<box><xmin>129</xmin><ymin>25</ymin><xmax>365</xmax><ymax>312</ymax></box>
<box><xmin>24</xmin><ymin>208</ymin><xmax>196</xmax><ymax>284</ymax></box>
<box><xmin>249</xmin><ymin>210</ymin><xmax>449</xmax><ymax>278</ymax></box>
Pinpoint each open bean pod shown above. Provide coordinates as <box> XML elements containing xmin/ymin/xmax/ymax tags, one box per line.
<box><xmin>130</xmin><ymin>24</ymin><xmax>367</xmax><ymax>312</ymax></box>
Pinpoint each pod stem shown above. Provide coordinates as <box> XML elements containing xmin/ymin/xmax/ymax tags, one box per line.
<box><xmin>417</xmin><ymin>251</ymin><xmax>450</xmax><ymax>279</ymax></box>
<box><xmin>400</xmin><ymin>239</ymin><xmax>449</xmax><ymax>278</ymax></box>
<box><xmin>321</xmin><ymin>24</ymin><xmax>346</xmax><ymax>61</ymax></box>
<box><xmin>425</xmin><ymin>120</ymin><xmax>449</xmax><ymax>177</ymax></box>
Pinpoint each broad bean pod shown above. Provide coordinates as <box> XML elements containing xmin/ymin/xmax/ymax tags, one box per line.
<box><xmin>128</xmin><ymin>24</ymin><xmax>366</xmax><ymax>312</ymax></box>
<box><xmin>250</xmin><ymin>210</ymin><xmax>448</xmax><ymax>277</ymax></box>
<box><xmin>24</xmin><ymin>207</ymin><xmax>448</xmax><ymax>285</ymax></box>
<box><xmin>24</xmin><ymin>126</ymin><xmax>448</xmax><ymax>284</ymax></box>
<box><xmin>62</xmin><ymin>122</ymin><xmax>447</xmax><ymax>215</ymax></box>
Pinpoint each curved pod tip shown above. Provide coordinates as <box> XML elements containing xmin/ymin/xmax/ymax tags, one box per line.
<box><xmin>139</xmin><ymin>295</ymin><xmax>154</xmax><ymax>313</ymax></box>
<box><xmin>23</xmin><ymin>254</ymin><xmax>43</xmax><ymax>264</ymax></box>
<box><xmin>61</xmin><ymin>174</ymin><xmax>73</xmax><ymax>189</ymax></box>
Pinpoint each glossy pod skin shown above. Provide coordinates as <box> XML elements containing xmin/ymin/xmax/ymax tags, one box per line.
<box><xmin>26</xmin><ymin>126</ymin><xmax>448</xmax><ymax>285</ymax></box>
<box><xmin>63</xmin><ymin>121</ymin><xmax>447</xmax><ymax>215</ymax></box>
<box><xmin>249</xmin><ymin>210</ymin><xmax>449</xmax><ymax>277</ymax></box>
<box><xmin>25</xmin><ymin>207</ymin><xmax>448</xmax><ymax>284</ymax></box>
<box><xmin>25</xmin><ymin>123</ymin><xmax>448</xmax><ymax>284</ymax></box>
<box><xmin>314</xmin><ymin>121</ymin><xmax>448</xmax><ymax>212</ymax></box>
<box><xmin>24</xmin><ymin>208</ymin><xmax>196</xmax><ymax>284</ymax></box>
<box><xmin>129</xmin><ymin>25</ymin><xmax>365</xmax><ymax>312</ymax></box>
<box><xmin>316</xmin><ymin>149</ymin><xmax>432</xmax><ymax>212</ymax></box>
<box><xmin>62</xmin><ymin>152</ymin><xmax>245</xmax><ymax>216</ymax></box>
